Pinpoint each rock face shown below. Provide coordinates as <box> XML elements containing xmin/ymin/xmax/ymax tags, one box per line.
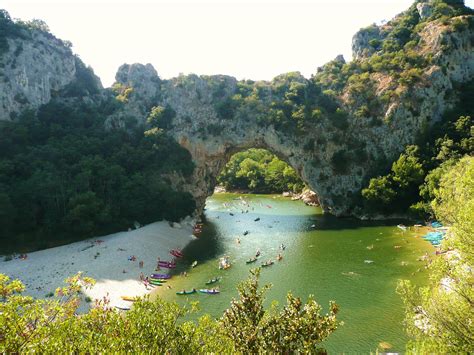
<box><xmin>1</xmin><ymin>5</ymin><xmax>473</xmax><ymax>218</ymax></box>
<box><xmin>113</xmin><ymin>14</ymin><xmax>474</xmax><ymax>217</ymax></box>
<box><xmin>417</xmin><ymin>2</ymin><xmax>433</xmax><ymax>20</ymax></box>
<box><xmin>352</xmin><ymin>24</ymin><xmax>381</xmax><ymax>60</ymax></box>
<box><xmin>0</xmin><ymin>22</ymin><xmax>102</xmax><ymax>121</ymax></box>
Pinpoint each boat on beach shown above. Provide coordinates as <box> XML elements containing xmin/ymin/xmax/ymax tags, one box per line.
<box><xmin>170</xmin><ymin>249</ymin><xmax>184</xmax><ymax>258</ymax></box>
<box><xmin>121</xmin><ymin>296</ymin><xmax>139</xmax><ymax>302</ymax></box>
<box><xmin>149</xmin><ymin>280</ymin><xmax>163</xmax><ymax>286</ymax></box>
<box><xmin>158</xmin><ymin>261</ymin><xmax>176</xmax><ymax>269</ymax></box>
<box><xmin>151</xmin><ymin>273</ymin><xmax>171</xmax><ymax>279</ymax></box>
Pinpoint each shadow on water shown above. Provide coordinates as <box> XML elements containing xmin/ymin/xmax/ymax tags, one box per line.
<box><xmin>170</xmin><ymin>217</ymin><xmax>224</xmax><ymax>276</ymax></box>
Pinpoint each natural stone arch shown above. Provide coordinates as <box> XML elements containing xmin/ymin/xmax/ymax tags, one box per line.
<box><xmin>109</xmin><ymin>70</ymin><xmax>368</xmax><ymax>217</ymax></box>
<box><xmin>100</xmin><ymin>9</ymin><xmax>474</xmax><ymax>218</ymax></box>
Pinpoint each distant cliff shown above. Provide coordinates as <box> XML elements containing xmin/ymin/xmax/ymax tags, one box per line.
<box><xmin>0</xmin><ymin>10</ymin><xmax>102</xmax><ymax>121</ymax></box>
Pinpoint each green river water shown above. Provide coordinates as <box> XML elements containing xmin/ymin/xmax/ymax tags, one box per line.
<box><xmin>155</xmin><ymin>193</ymin><xmax>433</xmax><ymax>353</ymax></box>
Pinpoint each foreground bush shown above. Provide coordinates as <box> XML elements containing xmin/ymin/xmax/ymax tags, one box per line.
<box><xmin>0</xmin><ymin>269</ymin><xmax>340</xmax><ymax>353</ymax></box>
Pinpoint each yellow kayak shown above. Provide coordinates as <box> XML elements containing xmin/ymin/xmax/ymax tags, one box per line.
<box><xmin>121</xmin><ymin>296</ymin><xmax>139</xmax><ymax>302</ymax></box>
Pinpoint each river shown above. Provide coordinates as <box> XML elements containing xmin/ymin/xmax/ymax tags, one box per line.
<box><xmin>155</xmin><ymin>193</ymin><xmax>433</xmax><ymax>353</ymax></box>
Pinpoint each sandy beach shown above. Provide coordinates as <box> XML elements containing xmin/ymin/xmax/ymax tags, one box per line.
<box><xmin>0</xmin><ymin>218</ymin><xmax>196</xmax><ymax>312</ymax></box>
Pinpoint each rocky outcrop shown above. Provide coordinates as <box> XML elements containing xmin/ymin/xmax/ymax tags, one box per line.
<box><xmin>417</xmin><ymin>1</ymin><xmax>433</xmax><ymax>19</ymax></box>
<box><xmin>1</xmin><ymin>4</ymin><xmax>473</xmax><ymax>218</ymax></box>
<box><xmin>352</xmin><ymin>24</ymin><xmax>382</xmax><ymax>60</ymax></box>
<box><xmin>289</xmin><ymin>190</ymin><xmax>320</xmax><ymax>207</ymax></box>
<box><xmin>0</xmin><ymin>20</ymin><xmax>102</xmax><ymax>121</ymax></box>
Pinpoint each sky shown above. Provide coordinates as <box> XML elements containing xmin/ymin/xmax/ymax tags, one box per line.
<box><xmin>1</xmin><ymin>0</ymin><xmax>473</xmax><ymax>87</ymax></box>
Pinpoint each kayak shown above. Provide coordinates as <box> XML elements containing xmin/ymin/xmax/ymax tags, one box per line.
<box><xmin>246</xmin><ymin>257</ymin><xmax>258</xmax><ymax>264</ymax></box>
<box><xmin>151</xmin><ymin>274</ymin><xmax>171</xmax><ymax>279</ymax></box>
<box><xmin>205</xmin><ymin>277</ymin><xmax>221</xmax><ymax>285</ymax></box>
<box><xmin>170</xmin><ymin>250</ymin><xmax>183</xmax><ymax>258</ymax></box>
<box><xmin>159</xmin><ymin>262</ymin><xmax>176</xmax><ymax>269</ymax></box>
<box><xmin>261</xmin><ymin>261</ymin><xmax>274</xmax><ymax>267</ymax></box>
<box><xmin>199</xmin><ymin>289</ymin><xmax>220</xmax><ymax>294</ymax></box>
<box><xmin>176</xmin><ymin>289</ymin><xmax>197</xmax><ymax>295</ymax></box>
<box><xmin>121</xmin><ymin>296</ymin><xmax>139</xmax><ymax>302</ymax></box>
<box><xmin>149</xmin><ymin>280</ymin><xmax>163</xmax><ymax>286</ymax></box>
<box><xmin>159</xmin><ymin>260</ymin><xmax>176</xmax><ymax>266</ymax></box>
<box><xmin>115</xmin><ymin>305</ymin><xmax>131</xmax><ymax>311</ymax></box>
<box><xmin>397</xmin><ymin>224</ymin><xmax>407</xmax><ymax>231</ymax></box>
<box><xmin>149</xmin><ymin>277</ymin><xmax>166</xmax><ymax>283</ymax></box>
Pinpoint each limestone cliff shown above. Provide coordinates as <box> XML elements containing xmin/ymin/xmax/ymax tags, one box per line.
<box><xmin>0</xmin><ymin>12</ymin><xmax>102</xmax><ymax>121</ymax></box>
<box><xmin>1</xmin><ymin>1</ymin><xmax>473</xmax><ymax>218</ymax></box>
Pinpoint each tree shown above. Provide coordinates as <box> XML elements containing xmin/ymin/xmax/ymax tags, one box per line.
<box><xmin>221</xmin><ymin>269</ymin><xmax>340</xmax><ymax>353</ymax></box>
<box><xmin>0</xmin><ymin>270</ymin><xmax>339</xmax><ymax>352</ymax></box>
<box><xmin>398</xmin><ymin>157</ymin><xmax>474</xmax><ymax>353</ymax></box>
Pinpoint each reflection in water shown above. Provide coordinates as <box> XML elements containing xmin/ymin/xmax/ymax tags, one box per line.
<box><xmin>155</xmin><ymin>193</ymin><xmax>432</xmax><ymax>353</ymax></box>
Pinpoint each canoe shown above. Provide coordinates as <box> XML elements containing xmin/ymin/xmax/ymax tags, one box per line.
<box><xmin>205</xmin><ymin>277</ymin><xmax>220</xmax><ymax>285</ymax></box>
<box><xmin>397</xmin><ymin>224</ymin><xmax>407</xmax><ymax>231</ymax></box>
<box><xmin>170</xmin><ymin>250</ymin><xmax>183</xmax><ymax>258</ymax></box>
<box><xmin>159</xmin><ymin>261</ymin><xmax>176</xmax><ymax>266</ymax></box>
<box><xmin>115</xmin><ymin>305</ymin><xmax>131</xmax><ymax>311</ymax></box>
<box><xmin>151</xmin><ymin>274</ymin><xmax>171</xmax><ymax>279</ymax></box>
<box><xmin>176</xmin><ymin>289</ymin><xmax>197</xmax><ymax>295</ymax></box>
<box><xmin>246</xmin><ymin>257</ymin><xmax>258</xmax><ymax>264</ymax></box>
<box><xmin>261</xmin><ymin>261</ymin><xmax>274</xmax><ymax>267</ymax></box>
<box><xmin>199</xmin><ymin>289</ymin><xmax>220</xmax><ymax>294</ymax></box>
<box><xmin>149</xmin><ymin>277</ymin><xmax>166</xmax><ymax>283</ymax></box>
<box><xmin>159</xmin><ymin>263</ymin><xmax>176</xmax><ymax>269</ymax></box>
<box><xmin>149</xmin><ymin>280</ymin><xmax>163</xmax><ymax>286</ymax></box>
<box><xmin>121</xmin><ymin>296</ymin><xmax>139</xmax><ymax>302</ymax></box>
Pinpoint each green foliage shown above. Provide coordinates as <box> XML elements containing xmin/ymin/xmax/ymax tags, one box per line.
<box><xmin>361</xmin><ymin>77</ymin><xmax>473</xmax><ymax>216</ymax></box>
<box><xmin>146</xmin><ymin>105</ymin><xmax>175</xmax><ymax>130</ymax></box>
<box><xmin>221</xmin><ymin>268</ymin><xmax>340</xmax><ymax>353</ymax></box>
<box><xmin>111</xmin><ymin>82</ymin><xmax>133</xmax><ymax>103</ymax></box>
<box><xmin>62</xmin><ymin>57</ymin><xmax>100</xmax><ymax>97</ymax></box>
<box><xmin>398</xmin><ymin>157</ymin><xmax>474</xmax><ymax>353</ymax></box>
<box><xmin>0</xmin><ymin>98</ymin><xmax>195</xmax><ymax>253</ymax></box>
<box><xmin>330</xmin><ymin>150</ymin><xmax>350</xmax><ymax>174</ymax></box>
<box><xmin>217</xmin><ymin>149</ymin><xmax>304</xmax><ymax>193</ymax></box>
<box><xmin>362</xmin><ymin>145</ymin><xmax>424</xmax><ymax>213</ymax></box>
<box><xmin>0</xmin><ymin>270</ymin><xmax>339</xmax><ymax>353</ymax></box>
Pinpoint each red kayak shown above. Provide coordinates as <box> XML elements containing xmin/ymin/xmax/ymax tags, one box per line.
<box><xmin>159</xmin><ymin>260</ymin><xmax>176</xmax><ymax>266</ymax></box>
<box><xmin>158</xmin><ymin>262</ymin><xmax>176</xmax><ymax>269</ymax></box>
<box><xmin>170</xmin><ymin>250</ymin><xmax>183</xmax><ymax>258</ymax></box>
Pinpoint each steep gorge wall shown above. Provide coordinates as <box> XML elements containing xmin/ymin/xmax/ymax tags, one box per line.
<box><xmin>1</xmin><ymin>2</ymin><xmax>473</xmax><ymax>218</ymax></box>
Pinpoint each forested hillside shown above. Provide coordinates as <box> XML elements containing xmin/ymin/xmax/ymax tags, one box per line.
<box><xmin>217</xmin><ymin>149</ymin><xmax>304</xmax><ymax>193</ymax></box>
<box><xmin>0</xmin><ymin>97</ymin><xmax>195</xmax><ymax>253</ymax></box>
